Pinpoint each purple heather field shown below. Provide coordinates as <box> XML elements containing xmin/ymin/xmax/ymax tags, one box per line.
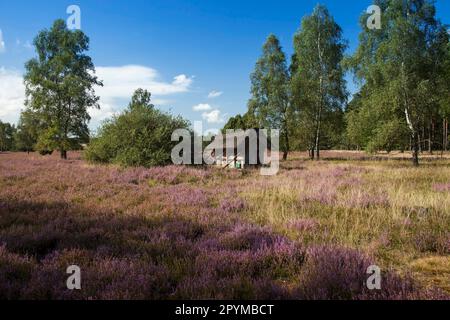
<box><xmin>0</xmin><ymin>151</ymin><xmax>448</xmax><ymax>300</ymax></box>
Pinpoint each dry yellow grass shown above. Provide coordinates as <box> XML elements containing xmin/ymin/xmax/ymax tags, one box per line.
<box><xmin>410</xmin><ymin>256</ymin><xmax>450</xmax><ymax>293</ymax></box>
<box><xmin>234</xmin><ymin>153</ymin><xmax>450</xmax><ymax>293</ymax></box>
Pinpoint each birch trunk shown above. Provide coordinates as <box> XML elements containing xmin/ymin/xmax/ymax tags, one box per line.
<box><xmin>405</xmin><ymin>107</ymin><xmax>419</xmax><ymax>166</ymax></box>
<box><xmin>314</xmin><ymin>16</ymin><xmax>324</xmax><ymax>160</ymax></box>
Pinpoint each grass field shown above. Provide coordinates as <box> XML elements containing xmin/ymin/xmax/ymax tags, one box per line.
<box><xmin>0</xmin><ymin>151</ymin><xmax>448</xmax><ymax>299</ymax></box>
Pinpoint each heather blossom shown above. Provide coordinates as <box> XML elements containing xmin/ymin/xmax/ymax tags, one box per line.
<box><xmin>0</xmin><ymin>152</ymin><xmax>446</xmax><ymax>300</ymax></box>
<box><xmin>432</xmin><ymin>183</ymin><xmax>450</xmax><ymax>192</ymax></box>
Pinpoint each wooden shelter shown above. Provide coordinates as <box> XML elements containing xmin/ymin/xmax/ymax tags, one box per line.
<box><xmin>204</xmin><ymin>129</ymin><xmax>271</xmax><ymax>169</ymax></box>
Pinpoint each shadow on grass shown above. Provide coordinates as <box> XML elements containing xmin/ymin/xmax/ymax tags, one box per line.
<box><xmin>1</xmin><ymin>197</ymin><xmax>446</xmax><ymax>300</ymax></box>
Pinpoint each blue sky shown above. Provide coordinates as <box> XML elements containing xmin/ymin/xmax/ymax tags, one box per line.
<box><xmin>0</xmin><ymin>0</ymin><xmax>449</xmax><ymax>133</ymax></box>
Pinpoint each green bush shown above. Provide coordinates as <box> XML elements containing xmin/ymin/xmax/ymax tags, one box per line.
<box><xmin>85</xmin><ymin>89</ymin><xmax>190</xmax><ymax>167</ymax></box>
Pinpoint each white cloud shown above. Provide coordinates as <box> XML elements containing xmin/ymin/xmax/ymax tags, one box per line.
<box><xmin>202</xmin><ymin>109</ymin><xmax>225</xmax><ymax>124</ymax></box>
<box><xmin>193</xmin><ymin>103</ymin><xmax>212</xmax><ymax>111</ymax></box>
<box><xmin>208</xmin><ymin>90</ymin><xmax>223</xmax><ymax>98</ymax></box>
<box><xmin>89</xmin><ymin>102</ymin><xmax>117</xmax><ymax>123</ymax></box>
<box><xmin>0</xmin><ymin>30</ymin><xmax>5</xmax><ymax>53</ymax></box>
<box><xmin>92</xmin><ymin>65</ymin><xmax>193</xmax><ymax>123</ymax></box>
<box><xmin>95</xmin><ymin>65</ymin><xmax>192</xmax><ymax>98</ymax></box>
<box><xmin>0</xmin><ymin>68</ymin><xmax>25</xmax><ymax>123</ymax></box>
<box><xmin>0</xmin><ymin>65</ymin><xmax>193</xmax><ymax>127</ymax></box>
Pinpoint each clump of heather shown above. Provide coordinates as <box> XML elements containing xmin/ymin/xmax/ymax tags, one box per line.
<box><xmin>111</xmin><ymin>167</ymin><xmax>150</xmax><ymax>185</ymax></box>
<box><xmin>165</xmin><ymin>185</ymin><xmax>210</xmax><ymax>207</ymax></box>
<box><xmin>146</xmin><ymin>166</ymin><xmax>211</xmax><ymax>185</ymax></box>
<box><xmin>296</xmin><ymin>245</ymin><xmax>372</xmax><ymax>300</ymax></box>
<box><xmin>297</xmin><ymin>166</ymin><xmax>365</xmax><ymax>206</ymax></box>
<box><xmin>218</xmin><ymin>224</ymin><xmax>282</xmax><ymax>250</ymax></box>
<box><xmin>0</xmin><ymin>245</ymin><xmax>35</xmax><ymax>299</ymax></box>
<box><xmin>175</xmin><ymin>274</ymin><xmax>291</xmax><ymax>300</ymax></box>
<box><xmin>295</xmin><ymin>245</ymin><xmax>446</xmax><ymax>300</ymax></box>
<box><xmin>301</xmin><ymin>186</ymin><xmax>337</xmax><ymax>205</ymax></box>
<box><xmin>111</xmin><ymin>165</ymin><xmax>211</xmax><ymax>186</ymax></box>
<box><xmin>219</xmin><ymin>197</ymin><xmax>247</xmax><ymax>213</ymax></box>
<box><xmin>414</xmin><ymin>230</ymin><xmax>450</xmax><ymax>255</ymax></box>
<box><xmin>176</xmin><ymin>236</ymin><xmax>305</xmax><ymax>299</ymax></box>
<box><xmin>358</xmin><ymin>272</ymin><xmax>449</xmax><ymax>300</ymax></box>
<box><xmin>432</xmin><ymin>183</ymin><xmax>450</xmax><ymax>192</ymax></box>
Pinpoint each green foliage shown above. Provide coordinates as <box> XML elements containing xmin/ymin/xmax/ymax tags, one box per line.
<box><xmin>222</xmin><ymin>2</ymin><xmax>447</xmax><ymax>157</ymax></box>
<box><xmin>291</xmin><ymin>4</ymin><xmax>348</xmax><ymax>157</ymax></box>
<box><xmin>366</xmin><ymin>119</ymin><xmax>410</xmax><ymax>154</ymax></box>
<box><xmin>14</xmin><ymin>109</ymin><xmax>45</xmax><ymax>152</ymax></box>
<box><xmin>437</xmin><ymin>41</ymin><xmax>450</xmax><ymax>118</ymax></box>
<box><xmin>347</xmin><ymin>0</ymin><xmax>449</xmax><ymax>164</ymax></box>
<box><xmin>35</xmin><ymin>127</ymin><xmax>59</xmax><ymax>155</ymax></box>
<box><xmin>24</xmin><ymin>19</ymin><xmax>102</xmax><ymax>159</ymax></box>
<box><xmin>344</xmin><ymin>87</ymin><xmax>410</xmax><ymax>152</ymax></box>
<box><xmin>222</xmin><ymin>112</ymin><xmax>258</xmax><ymax>132</ymax></box>
<box><xmin>85</xmin><ymin>89</ymin><xmax>190</xmax><ymax>167</ymax></box>
<box><xmin>0</xmin><ymin>121</ymin><xmax>16</xmax><ymax>151</ymax></box>
<box><xmin>344</xmin><ymin>93</ymin><xmax>370</xmax><ymax>150</ymax></box>
<box><xmin>248</xmin><ymin>34</ymin><xmax>292</xmax><ymax>158</ymax></box>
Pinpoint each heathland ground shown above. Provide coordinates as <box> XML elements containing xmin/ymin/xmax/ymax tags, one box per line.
<box><xmin>0</xmin><ymin>151</ymin><xmax>448</xmax><ymax>299</ymax></box>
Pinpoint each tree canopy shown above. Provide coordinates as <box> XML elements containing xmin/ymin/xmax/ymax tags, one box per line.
<box><xmin>3</xmin><ymin>3</ymin><xmax>447</xmax><ymax>167</ymax></box>
<box><xmin>0</xmin><ymin>121</ymin><xmax>16</xmax><ymax>152</ymax></box>
<box><xmin>85</xmin><ymin>89</ymin><xmax>190</xmax><ymax>167</ymax></box>
<box><xmin>14</xmin><ymin>110</ymin><xmax>46</xmax><ymax>153</ymax></box>
<box><xmin>24</xmin><ymin>19</ymin><xmax>102</xmax><ymax>159</ymax></box>
<box><xmin>346</xmin><ymin>0</ymin><xmax>449</xmax><ymax>164</ymax></box>
<box><xmin>291</xmin><ymin>4</ymin><xmax>348</xmax><ymax>159</ymax></box>
<box><xmin>248</xmin><ymin>34</ymin><xmax>292</xmax><ymax>160</ymax></box>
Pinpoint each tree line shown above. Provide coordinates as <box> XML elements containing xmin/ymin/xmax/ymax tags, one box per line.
<box><xmin>224</xmin><ymin>0</ymin><xmax>449</xmax><ymax>165</ymax></box>
<box><xmin>1</xmin><ymin>0</ymin><xmax>448</xmax><ymax>167</ymax></box>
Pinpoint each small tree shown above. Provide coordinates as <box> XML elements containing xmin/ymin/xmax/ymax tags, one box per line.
<box><xmin>85</xmin><ymin>89</ymin><xmax>190</xmax><ymax>167</ymax></box>
<box><xmin>24</xmin><ymin>19</ymin><xmax>102</xmax><ymax>159</ymax></box>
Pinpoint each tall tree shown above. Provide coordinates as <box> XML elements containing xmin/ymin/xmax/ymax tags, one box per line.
<box><xmin>348</xmin><ymin>0</ymin><xmax>448</xmax><ymax>165</ymax></box>
<box><xmin>249</xmin><ymin>34</ymin><xmax>292</xmax><ymax>160</ymax></box>
<box><xmin>291</xmin><ymin>5</ymin><xmax>348</xmax><ymax>159</ymax></box>
<box><xmin>24</xmin><ymin>19</ymin><xmax>102</xmax><ymax>159</ymax></box>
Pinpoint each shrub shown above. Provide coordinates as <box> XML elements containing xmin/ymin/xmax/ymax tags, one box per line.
<box><xmin>85</xmin><ymin>89</ymin><xmax>190</xmax><ymax>167</ymax></box>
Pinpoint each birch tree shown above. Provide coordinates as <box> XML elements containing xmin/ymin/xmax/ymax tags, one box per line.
<box><xmin>348</xmin><ymin>0</ymin><xmax>448</xmax><ymax>165</ymax></box>
<box><xmin>24</xmin><ymin>19</ymin><xmax>102</xmax><ymax>159</ymax></box>
<box><xmin>291</xmin><ymin>4</ymin><xmax>348</xmax><ymax>159</ymax></box>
